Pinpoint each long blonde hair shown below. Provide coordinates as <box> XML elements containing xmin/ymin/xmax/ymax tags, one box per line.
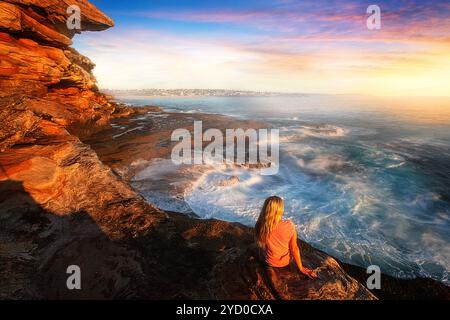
<box><xmin>255</xmin><ymin>196</ymin><xmax>284</xmax><ymax>249</ymax></box>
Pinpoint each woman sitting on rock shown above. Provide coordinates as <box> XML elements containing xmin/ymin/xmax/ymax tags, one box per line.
<box><xmin>255</xmin><ymin>196</ymin><xmax>317</xmax><ymax>279</ymax></box>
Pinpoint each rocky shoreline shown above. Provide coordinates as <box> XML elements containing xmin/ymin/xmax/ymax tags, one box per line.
<box><xmin>0</xmin><ymin>0</ymin><xmax>448</xmax><ymax>300</ymax></box>
<box><xmin>85</xmin><ymin>105</ymin><xmax>450</xmax><ymax>300</ymax></box>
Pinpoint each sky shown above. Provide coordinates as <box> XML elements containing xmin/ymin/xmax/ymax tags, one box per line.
<box><xmin>73</xmin><ymin>0</ymin><xmax>450</xmax><ymax>96</ymax></box>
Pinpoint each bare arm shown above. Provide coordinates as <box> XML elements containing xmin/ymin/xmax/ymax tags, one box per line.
<box><xmin>289</xmin><ymin>228</ymin><xmax>317</xmax><ymax>279</ymax></box>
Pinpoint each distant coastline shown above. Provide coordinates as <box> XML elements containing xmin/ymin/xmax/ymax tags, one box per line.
<box><xmin>102</xmin><ymin>88</ymin><xmax>307</xmax><ymax>97</ymax></box>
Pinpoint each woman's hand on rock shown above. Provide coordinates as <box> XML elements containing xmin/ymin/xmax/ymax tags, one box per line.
<box><xmin>300</xmin><ymin>267</ymin><xmax>318</xmax><ymax>279</ymax></box>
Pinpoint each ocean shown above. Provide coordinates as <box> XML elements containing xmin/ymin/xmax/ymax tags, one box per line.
<box><xmin>117</xmin><ymin>94</ymin><xmax>450</xmax><ymax>284</ymax></box>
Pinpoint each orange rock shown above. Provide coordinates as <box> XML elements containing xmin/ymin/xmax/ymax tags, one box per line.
<box><xmin>0</xmin><ymin>2</ymin><xmax>21</xmax><ymax>30</ymax></box>
<box><xmin>0</xmin><ymin>2</ymin><xmax>72</xmax><ymax>47</ymax></box>
<box><xmin>0</xmin><ymin>1</ymin><xmax>114</xmax><ymax>99</ymax></box>
<box><xmin>0</xmin><ymin>34</ymin><xmax>100</xmax><ymax>97</ymax></box>
<box><xmin>4</xmin><ymin>0</ymin><xmax>114</xmax><ymax>34</ymax></box>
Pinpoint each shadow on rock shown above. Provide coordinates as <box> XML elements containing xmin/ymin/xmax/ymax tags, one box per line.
<box><xmin>0</xmin><ymin>179</ymin><xmax>145</xmax><ymax>299</ymax></box>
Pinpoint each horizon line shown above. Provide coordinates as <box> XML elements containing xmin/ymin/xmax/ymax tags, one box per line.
<box><xmin>101</xmin><ymin>88</ymin><xmax>450</xmax><ymax>98</ymax></box>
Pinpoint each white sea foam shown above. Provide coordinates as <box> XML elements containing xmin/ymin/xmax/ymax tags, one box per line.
<box><xmin>387</xmin><ymin>162</ymin><xmax>405</xmax><ymax>169</ymax></box>
<box><xmin>130</xmin><ymin>159</ymin><xmax>150</xmax><ymax>167</ymax></box>
<box><xmin>297</xmin><ymin>154</ymin><xmax>346</xmax><ymax>174</ymax></box>
<box><xmin>125</xmin><ymin>96</ymin><xmax>450</xmax><ymax>284</ymax></box>
<box><xmin>113</xmin><ymin>126</ymin><xmax>144</xmax><ymax>139</ymax></box>
<box><xmin>155</xmin><ymin>139</ymin><xmax>450</xmax><ymax>284</ymax></box>
<box><xmin>294</xmin><ymin>124</ymin><xmax>348</xmax><ymax>138</ymax></box>
<box><xmin>133</xmin><ymin>158</ymin><xmax>178</xmax><ymax>181</ymax></box>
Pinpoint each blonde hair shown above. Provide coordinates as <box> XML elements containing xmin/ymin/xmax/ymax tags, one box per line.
<box><xmin>255</xmin><ymin>196</ymin><xmax>284</xmax><ymax>249</ymax></box>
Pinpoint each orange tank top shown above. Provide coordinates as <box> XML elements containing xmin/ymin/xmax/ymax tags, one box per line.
<box><xmin>264</xmin><ymin>220</ymin><xmax>296</xmax><ymax>267</ymax></box>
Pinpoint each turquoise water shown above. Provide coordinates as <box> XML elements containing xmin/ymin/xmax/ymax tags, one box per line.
<box><xmin>120</xmin><ymin>95</ymin><xmax>450</xmax><ymax>283</ymax></box>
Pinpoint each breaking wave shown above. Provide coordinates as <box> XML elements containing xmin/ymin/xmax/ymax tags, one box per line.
<box><xmin>125</xmin><ymin>95</ymin><xmax>450</xmax><ymax>285</ymax></box>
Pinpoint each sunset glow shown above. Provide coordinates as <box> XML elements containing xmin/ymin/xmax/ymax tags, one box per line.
<box><xmin>74</xmin><ymin>0</ymin><xmax>450</xmax><ymax>96</ymax></box>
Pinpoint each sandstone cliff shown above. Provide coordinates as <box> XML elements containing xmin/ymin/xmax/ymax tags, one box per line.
<box><xmin>0</xmin><ymin>0</ymin><xmax>379</xmax><ymax>300</ymax></box>
<box><xmin>0</xmin><ymin>0</ymin><xmax>121</xmax><ymax>140</ymax></box>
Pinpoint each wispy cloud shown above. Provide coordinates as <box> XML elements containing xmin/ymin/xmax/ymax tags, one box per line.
<box><xmin>75</xmin><ymin>0</ymin><xmax>450</xmax><ymax>96</ymax></box>
<box><xmin>129</xmin><ymin>0</ymin><xmax>450</xmax><ymax>40</ymax></box>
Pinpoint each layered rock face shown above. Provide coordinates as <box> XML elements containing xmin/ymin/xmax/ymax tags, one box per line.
<box><xmin>0</xmin><ymin>0</ymin><xmax>117</xmax><ymax>137</ymax></box>
<box><xmin>0</xmin><ymin>0</ymin><xmax>165</xmax><ymax>298</ymax></box>
<box><xmin>0</xmin><ymin>0</ymin><xmax>378</xmax><ymax>300</ymax></box>
<box><xmin>0</xmin><ymin>0</ymin><xmax>157</xmax><ymax>229</ymax></box>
